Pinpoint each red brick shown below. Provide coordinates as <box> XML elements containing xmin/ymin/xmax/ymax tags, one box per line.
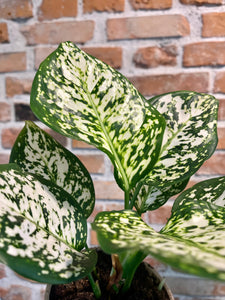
<box><xmin>6</xmin><ymin>77</ymin><xmax>32</xmax><ymax>98</ymax></box>
<box><xmin>38</xmin><ymin>0</ymin><xmax>77</xmax><ymax>21</ymax></box>
<box><xmin>87</xmin><ymin>203</ymin><xmax>104</xmax><ymax>223</ymax></box>
<box><xmin>214</xmin><ymin>72</ymin><xmax>225</xmax><ymax>93</ymax></box>
<box><xmin>0</xmin><ymin>0</ymin><xmax>33</xmax><ymax>19</ymax></box>
<box><xmin>180</xmin><ymin>0</ymin><xmax>222</xmax><ymax>4</ymax></box>
<box><xmin>83</xmin><ymin>0</ymin><xmax>125</xmax><ymax>13</ymax></box>
<box><xmin>45</xmin><ymin>129</ymin><xmax>68</xmax><ymax>147</ymax></box>
<box><xmin>72</xmin><ymin>140</ymin><xmax>95</xmax><ymax>149</ymax></box>
<box><xmin>217</xmin><ymin>127</ymin><xmax>225</xmax><ymax>149</ymax></box>
<box><xmin>202</xmin><ymin>13</ymin><xmax>225</xmax><ymax>37</ymax></box>
<box><xmin>5</xmin><ymin>285</ymin><xmax>32</xmax><ymax>300</ymax></box>
<box><xmin>35</xmin><ymin>46</ymin><xmax>56</xmax><ymax>69</ymax></box>
<box><xmin>0</xmin><ymin>52</ymin><xmax>26</xmax><ymax>73</ymax></box>
<box><xmin>94</xmin><ymin>181</ymin><xmax>124</xmax><ymax>200</ymax></box>
<box><xmin>21</xmin><ymin>20</ymin><xmax>94</xmax><ymax>45</ymax></box>
<box><xmin>218</xmin><ymin>99</ymin><xmax>225</xmax><ymax>120</ymax></box>
<box><xmin>147</xmin><ymin>203</ymin><xmax>172</xmax><ymax>225</ymax></box>
<box><xmin>0</xmin><ymin>154</ymin><xmax>9</xmax><ymax>164</ymax></box>
<box><xmin>0</xmin><ymin>287</ymin><xmax>7</xmax><ymax>298</ymax></box>
<box><xmin>2</xmin><ymin>128</ymin><xmax>20</xmax><ymax>149</ymax></box>
<box><xmin>105</xmin><ymin>203</ymin><xmax>124</xmax><ymax>211</ymax></box>
<box><xmin>77</xmin><ymin>154</ymin><xmax>105</xmax><ymax>174</ymax></box>
<box><xmin>183</xmin><ymin>42</ymin><xmax>225</xmax><ymax>67</ymax></box>
<box><xmin>0</xmin><ymin>103</ymin><xmax>11</xmax><ymax>122</ymax></box>
<box><xmin>134</xmin><ymin>46</ymin><xmax>177</xmax><ymax>68</ymax></box>
<box><xmin>90</xmin><ymin>229</ymin><xmax>98</xmax><ymax>245</ymax></box>
<box><xmin>0</xmin><ymin>264</ymin><xmax>6</xmax><ymax>279</ymax></box>
<box><xmin>107</xmin><ymin>15</ymin><xmax>190</xmax><ymax>40</ymax></box>
<box><xmin>129</xmin><ymin>0</ymin><xmax>172</xmax><ymax>10</ymax></box>
<box><xmin>129</xmin><ymin>73</ymin><xmax>209</xmax><ymax>96</ymax></box>
<box><xmin>82</xmin><ymin>47</ymin><xmax>122</xmax><ymax>69</ymax></box>
<box><xmin>0</xmin><ymin>23</ymin><xmax>9</xmax><ymax>43</ymax></box>
<box><xmin>197</xmin><ymin>152</ymin><xmax>225</xmax><ymax>175</ymax></box>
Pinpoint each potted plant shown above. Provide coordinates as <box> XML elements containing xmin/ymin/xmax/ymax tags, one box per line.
<box><xmin>0</xmin><ymin>41</ymin><xmax>224</xmax><ymax>299</ymax></box>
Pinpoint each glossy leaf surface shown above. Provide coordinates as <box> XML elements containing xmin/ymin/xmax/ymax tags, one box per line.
<box><xmin>93</xmin><ymin>176</ymin><xmax>225</xmax><ymax>281</ymax></box>
<box><xmin>134</xmin><ymin>91</ymin><xmax>218</xmax><ymax>212</ymax></box>
<box><xmin>10</xmin><ymin>121</ymin><xmax>94</xmax><ymax>218</ymax></box>
<box><xmin>0</xmin><ymin>164</ymin><xmax>96</xmax><ymax>283</ymax></box>
<box><xmin>30</xmin><ymin>42</ymin><xmax>165</xmax><ymax>191</ymax></box>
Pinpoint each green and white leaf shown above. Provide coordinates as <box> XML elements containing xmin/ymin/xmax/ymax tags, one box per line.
<box><xmin>148</xmin><ymin>91</ymin><xmax>218</xmax><ymax>185</ymax></box>
<box><xmin>93</xmin><ymin>177</ymin><xmax>225</xmax><ymax>281</ymax></box>
<box><xmin>10</xmin><ymin>121</ymin><xmax>94</xmax><ymax>218</ymax></box>
<box><xmin>0</xmin><ymin>164</ymin><xmax>97</xmax><ymax>283</ymax></box>
<box><xmin>133</xmin><ymin>177</ymin><xmax>189</xmax><ymax>213</ymax></box>
<box><xmin>30</xmin><ymin>41</ymin><xmax>165</xmax><ymax>192</ymax></box>
<box><xmin>133</xmin><ymin>91</ymin><xmax>218</xmax><ymax>213</ymax></box>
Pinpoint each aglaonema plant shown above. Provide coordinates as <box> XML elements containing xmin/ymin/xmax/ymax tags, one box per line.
<box><xmin>0</xmin><ymin>41</ymin><xmax>225</xmax><ymax>298</ymax></box>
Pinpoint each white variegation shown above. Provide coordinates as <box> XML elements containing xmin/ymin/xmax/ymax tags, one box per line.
<box><xmin>0</xmin><ymin>165</ymin><xmax>96</xmax><ymax>283</ymax></box>
<box><xmin>10</xmin><ymin>121</ymin><xmax>95</xmax><ymax>218</ymax></box>
<box><xmin>31</xmin><ymin>42</ymin><xmax>165</xmax><ymax>192</ymax></box>
<box><xmin>93</xmin><ymin>202</ymin><xmax>225</xmax><ymax>281</ymax></box>
<box><xmin>148</xmin><ymin>91</ymin><xmax>218</xmax><ymax>185</ymax></box>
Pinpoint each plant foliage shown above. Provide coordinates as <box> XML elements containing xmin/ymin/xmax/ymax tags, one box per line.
<box><xmin>0</xmin><ymin>41</ymin><xmax>223</xmax><ymax>296</ymax></box>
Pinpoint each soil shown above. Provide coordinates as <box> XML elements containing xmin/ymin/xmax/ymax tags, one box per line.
<box><xmin>49</xmin><ymin>249</ymin><xmax>171</xmax><ymax>300</ymax></box>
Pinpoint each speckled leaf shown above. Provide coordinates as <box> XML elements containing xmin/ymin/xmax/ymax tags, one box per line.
<box><xmin>132</xmin><ymin>91</ymin><xmax>218</xmax><ymax>213</ymax></box>
<box><xmin>133</xmin><ymin>177</ymin><xmax>189</xmax><ymax>213</ymax></box>
<box><xmin>0</xmin><ymin>164</ymin><xmax>97</xmax><ymax>283</ymax></box>
<box><xmin>30</xmin><ymin>42</ymin><xmax>165</xmax><ymax>192</ymax></box>
<box><xmin>93</xmin><ymin>176</ymin><xmax>225</xmax><ymax>281</ymax></box>
<box><xmin>10</xmin><ymin>121</ymin><xmax>94</xmax><ymax>218</ymax></box>
<box><xmin>148</xmin><ymin>91</ymin><xmax>218</xmax><ymax>185</ymax></box>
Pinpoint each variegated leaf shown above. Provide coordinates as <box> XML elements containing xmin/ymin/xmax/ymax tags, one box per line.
<box><xmin>133</xmin><ymin>177</ymin><xmax>189</xmax><ymax>213</ymax></box>
<box><xmin>30</xmin><ymin>42</ymin><xmax>165</xmax><ymax>192</ymax></box>
<box><xmin>0</xmin><ymin>164</ymin><xmax>97</xmax><ymax>283</ymax></box>
<box><xmin>10</xmin><ymin>121</ymin><xmax>94</xmax><ymax>218</ymax></box>
<box><xmin>93</xmin><ymin>176</ymin><xmax>225</xmax><ymax>282</ymax></box>
<box><xmin>147</xmin><ymin>91</ymin><xmax>218</xmax><ymax>185</ymax></box>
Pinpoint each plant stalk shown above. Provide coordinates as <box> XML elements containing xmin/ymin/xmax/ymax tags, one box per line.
<box><xmin>88</xmin><ymin>272</ymin><xmax>101</xmax><ymax>299</ymax></box>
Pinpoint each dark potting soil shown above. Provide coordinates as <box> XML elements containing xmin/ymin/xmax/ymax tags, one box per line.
<box><xmin>49</xmin><ymin>249</ymin><xmax>170</xmax><ymax>300</ymax></box>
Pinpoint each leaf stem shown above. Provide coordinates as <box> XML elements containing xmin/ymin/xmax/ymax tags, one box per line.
<box><xmin>125</xmin><ymin>189</ymin><xmax>130</xmax><ymax>209</ymax></box>
<box><xmin>88</xmin><ymin>273</ymin><xmax>101</xmax><ymax>299</ymax></box>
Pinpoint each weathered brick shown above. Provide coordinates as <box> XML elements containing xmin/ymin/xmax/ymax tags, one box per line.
<box><xmin>21</xmin><ymin>20</ymin><xmax>94</xmax><ymax>45</ymax></box>
<box><xmin>0</xmin><ymin>102</ymin><xmax>11</xmax><ymax>122</ymax></box>
<box><xmin>77</xmin><ymin>155</ymin><xmax>105</xmax><ymax>174</ymax></box>
<box><xmin>197</xmin><ymin>152</ymin><xmax>225</xmax><ymax>175</ymax></box>
<box><xmin>45</xmin><ymin>129</ymin><xmax>67</xmax><ymax>147</ymax></box>
<box><xmin>0</xmin><ymin>287</ymin><xmax>7</xmax><ymax>298</ymax></box>
<box><xmin>180</xmin><ymin>0</ymin><xmax>222</xmax><ymax>4</ymax></box>
<box><xmin>82</xmin><ymin>47</ymin><xmax>122</xmax><ymax>69</ymax></box>
<box><xmin>90</xmin><ymin>229</ymin><xmax>98</xmax><ymax>245</ymax></box>
<box><xmin>183</xmin><ymin>42</ymin><xmax>225</xmax><ymax>67</ymax></box>
<box><xmin>0</xmin><ymin>154</ymin><xmax>9</xmax><ymax>164</ymax></box>
<box><xmin>94</xmin><ymin>181</ymin><xmax>124</xmax><ymax>200</ymax></box>
<box><xmin>0</xmin><ymin>22</ymin><xmax>9</xmax><ymax>43</ymax></box>
<box><xmin>35</xmin><ymin>46</ymin><xmax>56</xmax><ymax>69</ymax></box>
<box><xmin>72</xmin><ymin>140</ymin><xmax>95</xmax><ymax>149</ymax></box>
<box><xmin>1</xmin><ymin>128</ymin><xmax>20</xmax><ymax>149</ymax></box>
<box><xmin>129</xmin><ymin>0</ymin><xmax>172</xmax><ymax>10</ymax></box>
<box><xmin>5</xmin><ymin>285</ymin><xmax>32</xmax><ymax>300</ymax></box>
<box><xmin>87</xmin><ymin>202</ymin><xmax>104</xmax><ymax>223</ymax></box>
<box><xmin>133</xmin><ymin>46</ymin><xmax>177</xmax><ymax>68</ymax></box>
<box><xmin>218</xmin><ymin>99</ymin><xmax>225</xmax><ymax>120</ymax></box>
<box><xmin>218</xmin><ymin>127</ymin><xmax>225</xmax><ymax>149</ymax></box>
<box><xmin>147</xmin><ymin>203</ymin><xmax>172</xmax><ymax>225</ymax></box>
<box><xmin>0</xmin><ymin>52</ymin><xmax>26</xmax><ymax>73</ymax></box>
<box><xmin>202</xmin><ymin>13</ymin><xmax>225</xmax><ymax>37</ymax></box>
<box><xmin>0</xmin><ymin>264</ymin><xmax>6</xmax><ymax>279</ymax></box>
<box><xmin>6</xmin><ymin>77</ymin><xmax>32</xmax><ymax>98</ymax></box>
<box><xmin>107</xmin><ymin>15</ymin><xmax>190</xmax><ymax>40</ymax></box>
<box><xmin>38</xmin><ymin>0</ymin><xmax>77</xmax><ymax>21</ymax></box>
<box><xmin>214</xmin><ymin>72</ymin><xmax>225</xmax><ymax>93</ymax></box>
<box><xmin>15</xmin><ymin>103</ymin><xmax>37</xmax><ymax>122</ymax></box>
<box><xmin>129</xmin><ymin>73</ymin><xmax>209</xmax><ymax>96</ymax></box>
<box><xmin>83</xmin><ymin>0</ymin><xmax>125</xmax><ymax>13</ymax></box>
<box><xmin>0</xmin><ymin>0</ymin><xmax>33</xmax><ymax>19</ymax></box>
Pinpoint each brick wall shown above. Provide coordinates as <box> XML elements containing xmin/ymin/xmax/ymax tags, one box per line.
<box><xmin>0</xmin><ymin>0</ymin><xmax>225</xmax><ymax>299</ymax></box>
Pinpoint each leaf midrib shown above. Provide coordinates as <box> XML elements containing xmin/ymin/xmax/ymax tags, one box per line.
<box><xmin>85</xmin><ymin>83</ymin><xmax>130</xmax><ymax>192</ymax></box>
